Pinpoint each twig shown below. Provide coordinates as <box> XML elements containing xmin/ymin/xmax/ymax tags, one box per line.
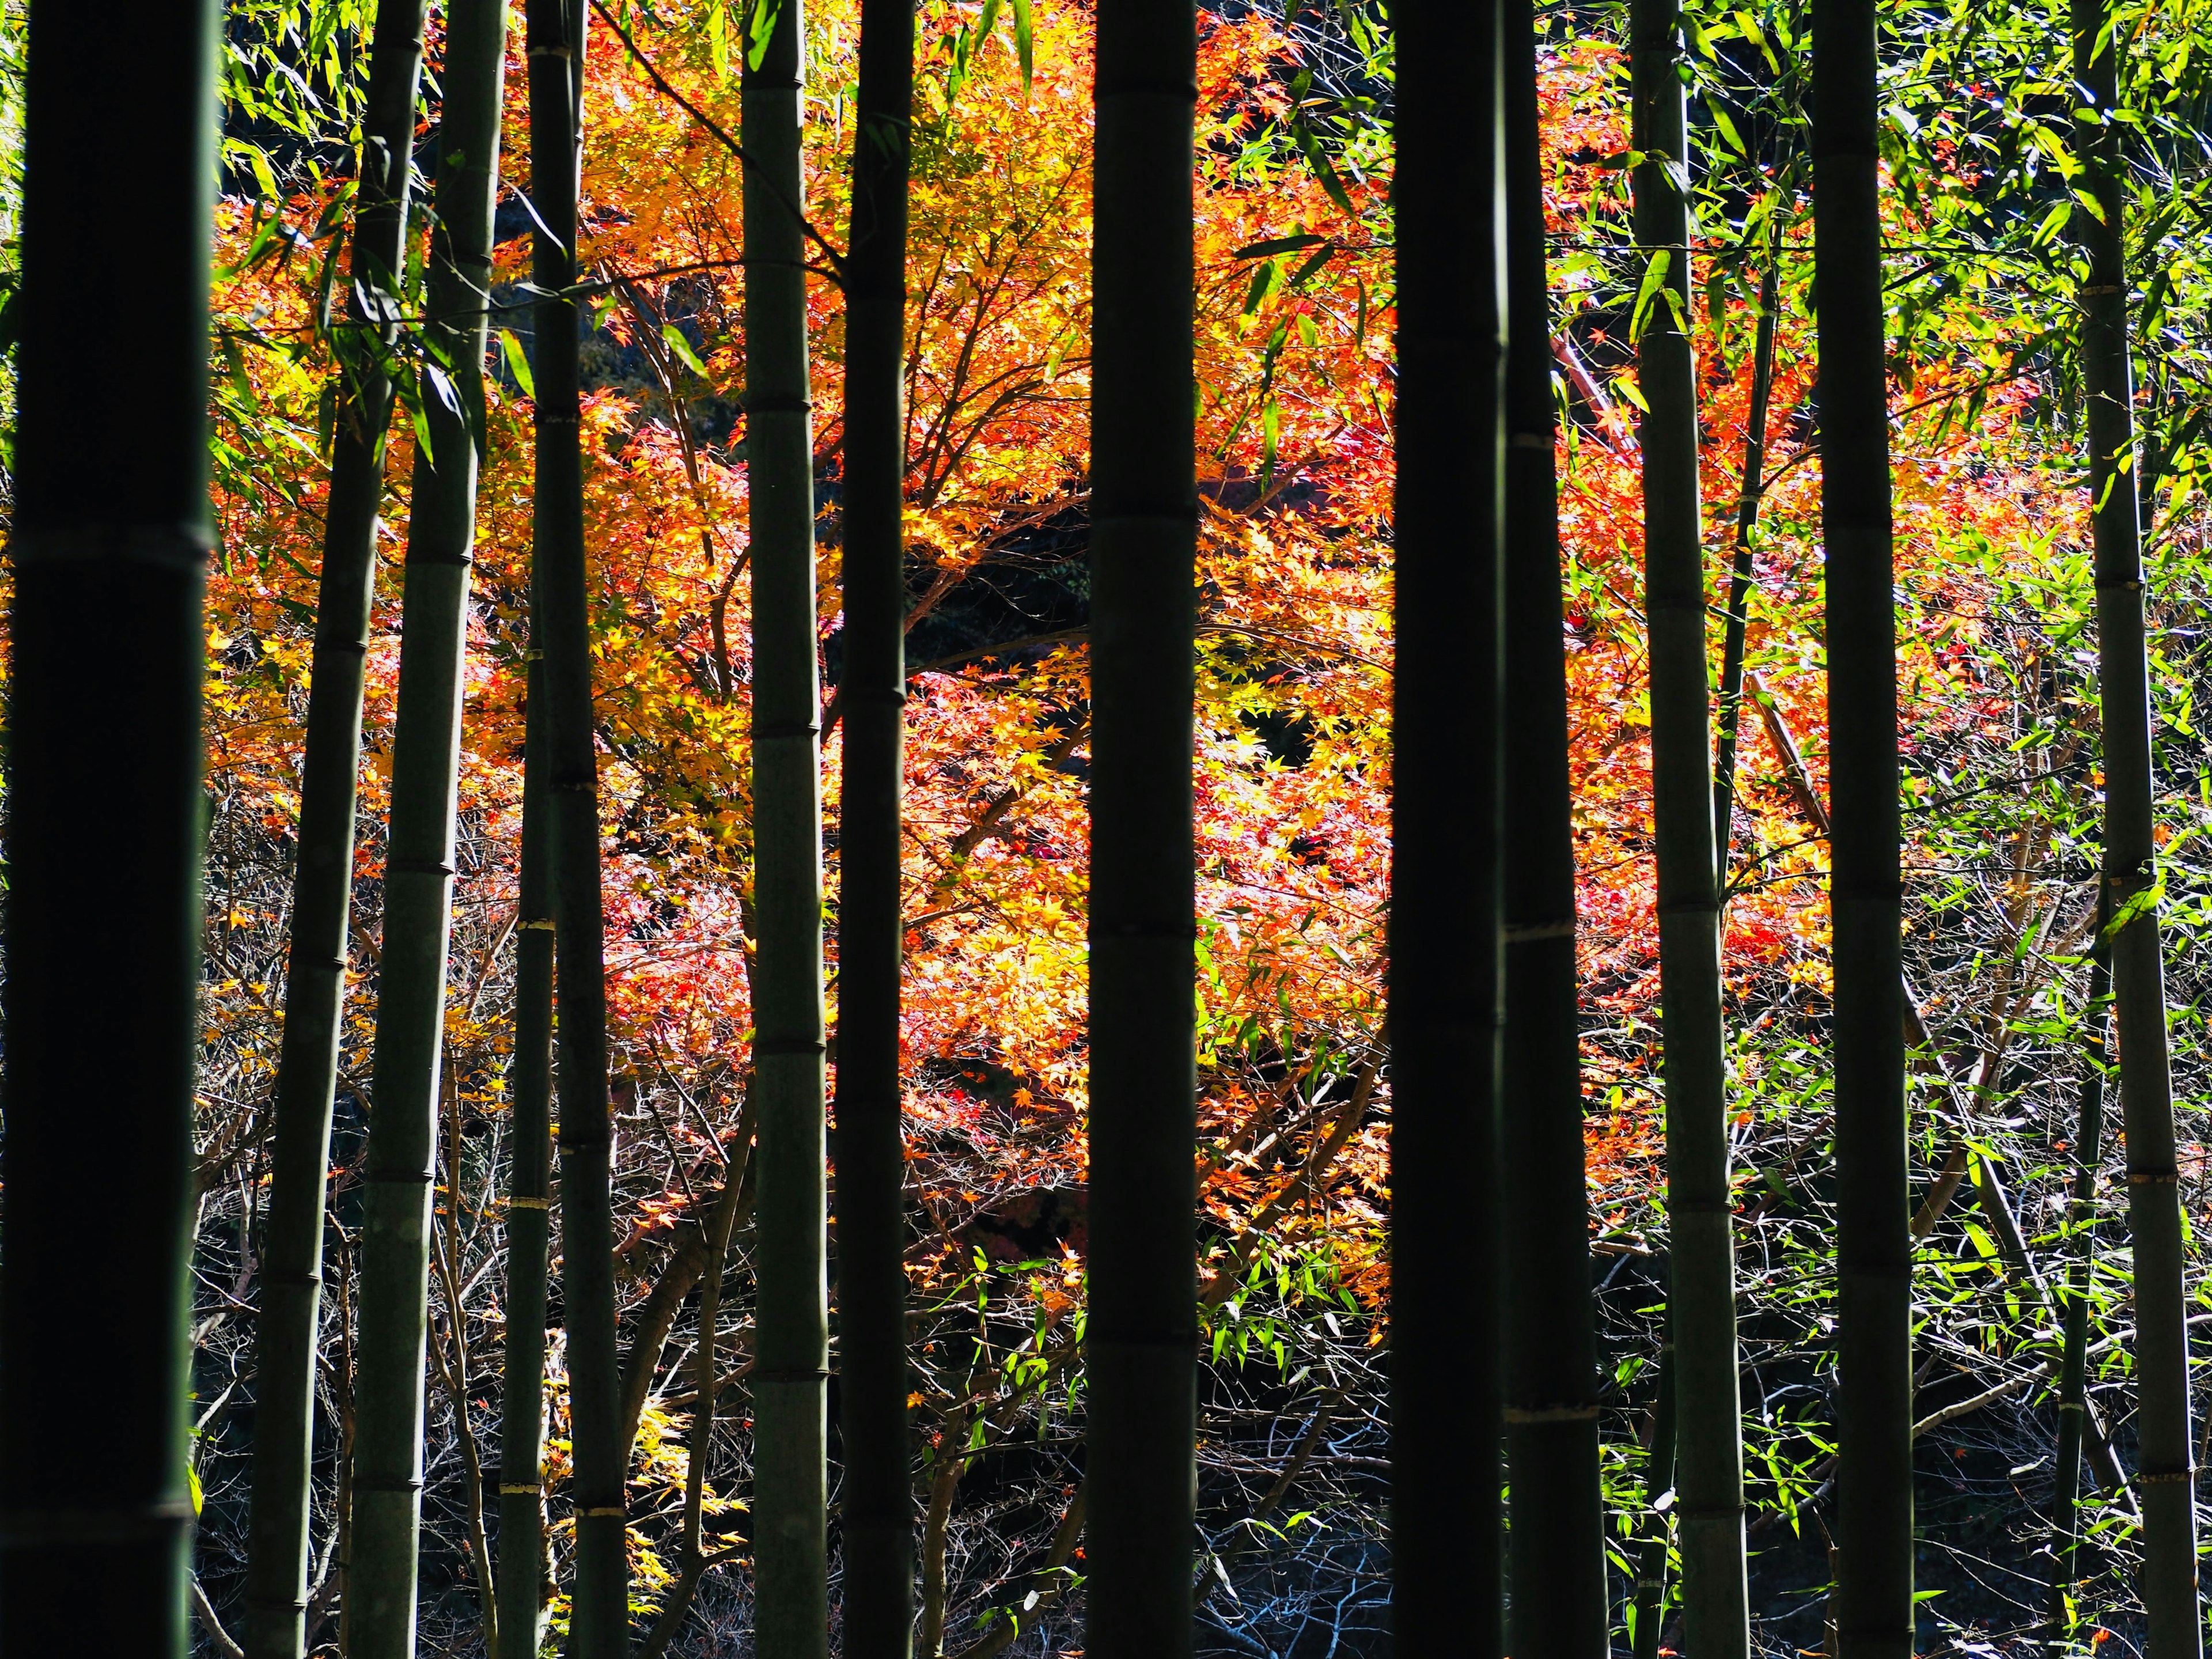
<box><xmin>587</xmin><ymin>0</ymin><xmax>846</xmax><ymax>277</ymax></box>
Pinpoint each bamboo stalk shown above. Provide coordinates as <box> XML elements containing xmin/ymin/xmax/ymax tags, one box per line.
<box><xmin>1814</xmin><ymin>0</ymin><xmax>1912</xmax><ymax>1649</ymax></box>
<box><xmin>1502</xmin><ymin>1</ymin><xmax>1609</xmax><ymax>1649</ymax></box>
<box><xmin>1711</xmin><ymin>261</ymin><xmax>1782</xmax><ymax>866</ymax></box>
<box><xmin>742</xmin><ymin>0</ymin><xmax>832</xmax><ymax>1649</ymax></box>
<box><xmin>526</xmin><ymin>0</ymin><xmax>630</xmax><ymax>1647</ymax></box>
<box><xmin>1087</xmin><ymin>0</ymin><xmax>1200</xmax><ymax>1650</ymax></box>
<box><xmin>344</xmin><ymin>3</ymin><xmax>506</xmax><ymax>1652</ymax></box>
<box><xmin>496</xmin><ymin>669</ymin><xmax>557</xmax><ymax>1659</ymax></box>
<box><xmin>837</xmin><ymin>0</ymin><xmax>919</xmax><ymax>1651</ymax></box>
<box><xmin>2050</xmin><ymin>925</ymin><xmax>2112</xmax><ymax>1646</ymax></box>
<box><xmin>1388</xmin><ymin>1</ymin><xmax>1505</xmax><ymax>1653</ymax></box>
<box><xmin>253</xmin><ymin>7</ymin><xmax>433</xmax><ymax>1657</ymax></box>
<box><xmin>1629</xmin><ymin>1347</ymin><xmax>1679</xmax><ymax>1659</ymax></box>
<box><xmin>2074</xmin><ymin>0</ymin><xmax>2199</xmax><ymax>1645</ymax></box>
<box><xmin>0</xmin><ymin>3</ymin><xmax>217</xmax><ymax>1652</ymax></box>
<box><xmin>1630</xmin><ymin>0</ymin><xmax>1749</xmax><ymax>1649</ymax></box>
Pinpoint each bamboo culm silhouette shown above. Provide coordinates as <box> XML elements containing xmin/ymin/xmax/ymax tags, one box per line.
<box><xmin>1087</xmin><ymin>0</ymin><xmax>1200</xmax><ymax>1652</ymax></box>
<box><xmin>2074</xmin><ymin>0</ymin><xmax>2201</xmax><ymax>1646</ymax></box>
<box><xmin>0</xmin><ymin>3</ymin><xmax>216</xmax><ymax>1653</ymax></box>
<box><xmin>836</xmin><ymin>0</ymin><xmax>919</xmax><ymax>1650</ymax></box>
<box><xmin>1633</xmin><ymin>256</ymin><xmax>1778</xmax><ymax>1659</ymax></box>
<box><xmin>525</xmin><ymin>0</ymin><xmax>630</xmax><ymax>1647</ymax></box>
<box><xmin>1630</xmin><ymin>1347</ymin><xmax>1678</xmax><ymax>1659</ymax></box>
<box><xmin>346</xmin><ymin>5</ymin><xmax>507</xmax><ymax>1653</ymax></box>
<box><xmin>1814</xmin><ymin>0</ymin><xmax>1912</xmax><ymax>1652</ymax></box>
<box><xmin>743</xmin><ymin>1</ymin><xmax>832</xmax><ymax>1649</ymax></box>
<box><xmin>1502</xmin><ymin>1</ymin><xmax>1609</xmax><ymax>1649</ymax></box>
<box><xmin>1628</xmin><ymin>0</ymin><xmax>1751</xmax><ymax>1647</ymax></box>
<box><xmin>2050</xmin><ymin>927</ymin><xmax>2111</xmax><ymax>1646</ymax></box>
<box><xmin>1387</xmin><ymin>0</ymin><xmax>1505</xmax><ymax>1653</ymax></box>
<box><xmin>497</xmin><ymin>671</ymin><xmax>557</xmax><ymax>1659</ymax></box>
<box><xmin>247</xmin><ymin>5</ymin><xmax>432</xmax><ymax>1655</ymax></box>
<box><xmin>1711</xmin><ymin>260</ymin><xmax>1781</xmax><ymax>864</ymax></box>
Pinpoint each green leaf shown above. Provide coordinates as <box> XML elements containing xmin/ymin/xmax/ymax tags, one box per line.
<box><xmin>661</xmin><ymin>321</ymin><xmax>710</xmax><ymax>378</ymax></box>
<box><xmin>1011</xmin><ymin>0</ymin><xmax>1033</xmax><ymax>93</ymax></box>
<box><xmin>1233</xmin><ymin>234</ymin><xmax>1327</xmax><ymax>260</ymax></box>
<box><xmin>500</xmin><ymin>329</ymin><xmax>536</xmax><ymax>399</ymax></box>
<box><xmin>1630</xmin><ymin>248</ymin><xmax>1672</xmax><ymax>343</ymax></box>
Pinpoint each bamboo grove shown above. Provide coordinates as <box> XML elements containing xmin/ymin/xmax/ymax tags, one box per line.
<box><xmin>17</xmin><ymin>0</ymin><xmax>2212</xmax><ymax>1652</ymax></box>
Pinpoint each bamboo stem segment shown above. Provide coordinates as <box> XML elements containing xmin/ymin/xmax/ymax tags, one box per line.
<box><xmin>1629</xmin><ymin>0</ymin><xmax>1749</xmax><ymax>1649</ymax></box>
<box><xmin>1087</xmin><ymin>0</ymin><xmax>1200</xmax><ymax>1649</ymax></box>
<box><xmin>527</xmin><ymin>0</ymin><xmax>631</xmax><ymax>1647</ymax></box>
<box><xmin>1388</xmin><ymin>0</ymin><xmax>1505</xmax><ymax>1651</ymax></box>
<box><xmin>0</xmin><ymin>2</ymin><xmax>218</xmax><ymax>1653</ymax></box>
<box><xmin>346</xmin><ymin>5</ymin><xmax>506</xmax><ymax>1654</ymax></box>
<box><xmin>1813</xmin><ymin>0</ymin><xmax>1912</xmax><ymax>1651</ymax></box>
<box><xmin>495</xmin><ymin>672</ymin><xmax>557</xmax><ymax>1659</ymax></box>
<box><xmin>2074</xmin><ymin>0</ymin><xmax>2201</xmax><ymax>1647</ymax></box>
<box><xmin>836</xmin><ymin>0</ymin><xmax>918</xmax><ymax>1650</ymax></box>
<box><xmin>1503</xmin><ymin>2</ymin><xmax>1610</xmax><ymax>1649</ymax></box>
<box><xmin>743</xmin><ymin>0</ymin><xmax>832</xmax><ymax>1649</ymax></box>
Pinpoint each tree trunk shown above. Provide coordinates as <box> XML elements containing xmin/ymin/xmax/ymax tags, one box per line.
<box><xmin>527</xmin><ymin>0</ymin><xmax>630</xmax><ymax>1649</ymax></box>
<box><xmin>743</xmin><ymin>2</ymin><xmax>832</xmax><ymax>1651</ymax></box>
<box><xmin>1628</xmin><ymin>1</ymin><xmax>1750</xmax><ymax>1651</ymax></box>
<box><xmin>497</xmin><ymin>671</ymin><xmax>557</xmax><ymax>1659</ymax></box>
<box><xmin>1711</xmin><ymin>260</ymin><xmax>1781</xmax><ymax>866</ymax></box>
<box><xmin>2050</xmin><ymin>931</ymin><xmax>2111</xmax><ymax>1648</ymax></box>
<box><xmin>2074</xmin><ymin>0</ymin><xmax>2200</xmax><ymax>1646</ymax></box>
<box><xmin>1502</xmin><ymin>3</ymin><xmax>1609</xmax><ymax>1650</ymax></box>
<box><xmin>347</xmin><ymin>4</ymin><xmax>507</xmax><ymax>1653</ymax></box>
<box><xmin>1087</xmin><ymin>0</ymin><xmax>1200</xmax><ymax>1651</ymax></box>
<box><xmin>836</xmin><ymin>0</ymin><xmax>918</xmax><ymax>1650</ymax></box>
<box><xmin>1813</xmin><ymin>0</ymin><xmax>1912</xmax><ymax>1652</ymax></box>
<box><xmin>249</xmin><ymin>6</ymin><xmax>433</xmax><ymax>1657</ymax></box>
<box><xmin>0</xmin><ymin>4</ymin><xmax>215</xmax><ymax>1654</ymax></box>
<box><xmin>1388</xmin><ymin>0</ymin><xmax>1504</xmax><ymax>1652</ymax></box>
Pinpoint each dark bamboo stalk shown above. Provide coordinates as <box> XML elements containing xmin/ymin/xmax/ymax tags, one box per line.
<box><xmin>2074</xmin><ymin>0</ymin><xmax>2199</xmax><ymax>1647</ymax></box>
<box><xmin>347</xmin><ymin>4</ymin><xmax>506</xmax><ymax>1652</ymax></box>
<box><xmin>836</xmin><ymin>0</ymin><xmax>917</xmax><ymax>1650</ymax></box>
<box><xmin>1814</xmin><ymin>0</ymin><xmax>1911</xmax><ymax>1650</ymax></box>
<box><xmin>1629</xmin><ymin>1346</ymin><xmax>1679</xmax><ymax>1659</ymax></box>
<box><xmin>1502</xmin><ymin>1</ymin><xmax>1609</xmax><ymax>1649</ymax></box>
<box><xmin>0</xmin><ymin>3</ymin><xmax>216</xmax><ymax>1653</ymax></box>
<box><xmin>527</xmin><ymin>0</ymin><xmax>629</xmax><ymax>1648</ymax></box>
<box><xmin>1711</xmin><ymin>260</ymin><xmax>1782</xmax><ymax>868</ymax></box>
<box><xmin>742</xmin><ymin>1</ymin><xmax>831</xmax><ymax>1650</ymax></box>
<box><xmin>2050</xmin><ymin>927</ymin><xmax>2111</xmax><ymax>1649</ymax></box>
<box><xmin>249</xmin><ymin>6</ymin><xmax>432</xmax><ymax>1656</ymax></box>
<box><xmin>1088</xmin><ymin>0</ymin><xmax>1199</xmax><ymax>1650</ymax></box>
<box><xmin>1388</xmin><ymin>0</ymin><xmax>1504</xmax><ymax>1652</ymax></box>
<box><xmin>1628</xmin><ymin>0</ymin><xmax>1749</xmax><ymax>1649</ymax></box>
<box><xmin>496</xmin><ymin>669</ymin><xmax>557</xmax><ymax>1659</ymax></box>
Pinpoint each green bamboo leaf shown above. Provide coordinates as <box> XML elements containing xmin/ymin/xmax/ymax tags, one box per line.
<box><xmin>1630</xmin><ymin>248</ymin><xmax>1672</xmax><ymax>342</ymax></box>
<box><xmin>661</xmin><ymin>321</ymin><xmax>710</xmax><ymax>377</ymax></box>
<box><xmin>499</xmin><ymin>328</ymin><xmax>536</xmax><ymax>399</ymax></box>
<box><xmin>1011</xmin><ymin>0</ymin><xmax>1033</xmax><ymax>93</ymax></box>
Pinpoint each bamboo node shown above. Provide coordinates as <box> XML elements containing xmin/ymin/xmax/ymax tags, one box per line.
<box><xmin>2137</xmin><ymin>1469</ymin><xmax>2194</xmax><ymax>1484</ymax></box>
<box><xmin>1502</xmin><ymin>1402</ymin><xmax>1600</xmax><ymax>1423</ymax></box>
<box><xmin>2082</xmin><ymin>283</ymin><xmax>2123</xmax><ymax>295</ymax></box>
<box><xmin>2125</xmin><ymin>1172</ymin><xmax>2180</xmax><ymax>1185</ymax></box>
<box><xmin>521</xmin><ymin>917</ymin><xmax>557</xmax><ymax>931</ymax></box>
<box><xmin>499</xmin><ymin>1483</ymin><xmax>543</xmax><ymax>1495</ymax></box>
<box><xmin>508</xmin><ymin>1196</ymin><xmax>552</xmax><ymax>1210</ymax></box>
<box><xmin>1505</xmin><ymin>918</ymin><xmax>1575</xmax><ymax>942</ymax></box>
<box><xmin>581</xmin><ymin>1505</ymin><xmax>627</xmax><ymax>1517</ymax></box>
